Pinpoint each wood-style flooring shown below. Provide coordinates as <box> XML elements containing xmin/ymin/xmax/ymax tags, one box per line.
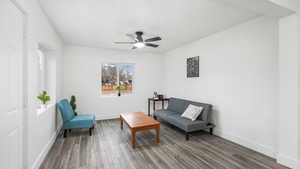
<box><xmin>40</xmin><ymin>119</ymin><xmax>289</xmax><ymax>169</ymax></box>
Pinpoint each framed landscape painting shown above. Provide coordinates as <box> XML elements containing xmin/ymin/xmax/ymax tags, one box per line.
<box><xmin>187</xmin><ymin>56</ymin><xmax>199</xmax><ymax>78</ymax></box>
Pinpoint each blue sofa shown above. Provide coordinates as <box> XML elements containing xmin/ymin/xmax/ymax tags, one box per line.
<box><xmin>58</xmin><ymin>99</ymin><xmax>96</xmax><ymax>137</ymax></box>
<box><xmin>153</xmin><ymin>97</ymin><xmax>214</xmax><ymax>140</ymax></box>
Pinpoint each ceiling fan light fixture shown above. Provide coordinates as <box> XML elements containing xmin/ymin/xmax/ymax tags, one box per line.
<box><xmin>134</xmin><ymin>42</ymin><xmax>145</xmax><ymax>48</ymax></box>
<box><xmin>115</xmin><ymin>32</ymin><xmax>161</xmax><ymax>49</ymax></box>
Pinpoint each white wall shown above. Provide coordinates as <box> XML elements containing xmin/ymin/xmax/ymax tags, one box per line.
<box><xmin>298</xmin><ymin>9</ymin><xmax>300</xmax><ymax>169</ymax></box>
<box><xmin>63</xmin><ymin>46</ymin><xmax>164</xmax><ymax>119</ymax></box>
<box><xmin>278</xmin><ymin>14</ymin><xmax>300</xmax><ymax>169</ymax></box>
<box><xmin>163</xmin><ymin>17</ymin><xmax>278</xmax><ymax>157</ymax></box>
<box><xmin>297</xmin><ymin>6</ymin><xmax>300</xmax><ymax>168</ymax></box>
<box><xmin>16</xmin><ymin>0</ymin><xmax>64</xmax><ymax>168</ymax></box>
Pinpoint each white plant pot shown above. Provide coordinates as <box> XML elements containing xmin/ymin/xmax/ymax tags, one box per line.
<box><xmin>40</xmin><ymin>104</ymin><xmax>46</xmax><ymax>110</ymax></box>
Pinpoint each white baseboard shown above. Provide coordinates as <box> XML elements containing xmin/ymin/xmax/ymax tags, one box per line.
<box><xmin>96</xmin><ymin>114</ymin><xmax>119</xmax><ymax>120</ymax></box>
<box><xmin>96</xmin><ymin>112</ymin><xmax>149</xmax><ymax>121</ymax></box>
<box><xmin>277</xmin><ymin>153</ymin><xmax>300</xmax><ymax>169</ymax></box>
<box><xmin>30</xmin><ymin>125</ymin><xmax>62</xmax><ymax>169</ymax></box>
<box><xmin>214</xmin><ymin>129</ymin><xmax>276</xmax><ymax>158</ymax></box>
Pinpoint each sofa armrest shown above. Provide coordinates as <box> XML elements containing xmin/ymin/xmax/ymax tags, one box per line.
<box><xmin>199</xmin><ymin>105</ymin><xmax>212</xmax><ymax>123</ymax></box>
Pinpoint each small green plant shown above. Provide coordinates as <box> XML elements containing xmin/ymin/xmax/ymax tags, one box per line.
<box><xmin>115</xmin><ymin>85</ymin><xmax>124</xmax><ymax>91</ymax></box>
<box><xmin>70</xmin><ymin>95</ymin><xmax>77</xmax><ymax>116</ymax></box>
<box><xmin>37</xmin><ymin>91</ymin><xmax>51</xmax><ymax>104</ymax></box>
<box><xmin>115</xmin><ymin>85</ymin><xmax>124</xmax><ymax>96</ymax></box>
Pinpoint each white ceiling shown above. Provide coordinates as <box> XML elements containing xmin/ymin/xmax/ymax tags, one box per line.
<box><xmin>39</xmin><ymin>0</ymin><xmax>261</xmax><ymax>53</ymax></box>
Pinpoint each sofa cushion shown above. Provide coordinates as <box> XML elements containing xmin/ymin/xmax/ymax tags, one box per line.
<box><xmin>64</xmin><ymin>114</ymin><xmax>95</xmax><ymax>129</ymax></box>
<box><xmin>167</xmin><ymin>114</ymin><xmax>208</xmax><ymax>132</ymax></box>
<box><xmin>167</xmin><ymin>98</ymin><xmax>189</xmax><ymax>114</ymax></box>
<box><xmin>181</xmin><ymin>104</ymin><xmax>203</xmax><ymax>121</ymax></box>
<box><xmin>167</xmin><ymin>97</ymin><xmax>212</xmax><ymax>122</ymax></box>
<box><xmin>154</xmin><ymin>110</ymin><xmax>177</xmax><ymax>121</ymax></box>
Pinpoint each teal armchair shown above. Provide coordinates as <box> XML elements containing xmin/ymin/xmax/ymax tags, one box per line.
<box><xmin>58</xmin><ymin>99</ymin><xmax>95</xmax><ymax>137</ymax></box>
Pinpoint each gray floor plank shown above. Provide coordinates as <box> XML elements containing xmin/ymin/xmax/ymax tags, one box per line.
<box><xmin>40</xmin><ymin>119</ymin><xmax>289</xmax><ymax>169</ymax></box>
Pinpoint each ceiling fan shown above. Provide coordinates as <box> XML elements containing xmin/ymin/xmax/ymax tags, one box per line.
<box><xmin>114</xmin><ymin>31</ymin><xmax>162</xmax><ymax>49</ymax></box>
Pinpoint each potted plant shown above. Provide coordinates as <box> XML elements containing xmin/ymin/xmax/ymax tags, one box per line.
<box><xmin>70</xmin><ymin>95</ymin><xmax>77</xmax><ymax>116</ymax></box>
<box><xmin>115</xmin><ymin>85</ymin><xmax>124</xmax><ymax>97</ymax></box>
<box><xmin>37</xmin><ymin>90</ymin><xmax>51</xmax><ymax>109</ymax></box>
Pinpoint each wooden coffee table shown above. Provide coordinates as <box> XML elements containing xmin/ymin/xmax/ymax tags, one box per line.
<box><xmin>120</xmin><ymin>112</ymin><xmax>160</xmax><ymax>148</ymax></box>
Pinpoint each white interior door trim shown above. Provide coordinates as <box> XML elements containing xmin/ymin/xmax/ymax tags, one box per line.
<box><xmin>8</xmin><ymin>0</ymin><xmax>28</xmax><ymax>168</ymax></box>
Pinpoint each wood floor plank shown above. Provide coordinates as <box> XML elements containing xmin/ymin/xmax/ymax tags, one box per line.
<box><xmin>40</xmin><ymin>119</ymin><xmax>290</xmax><ymax>169</ymax></box>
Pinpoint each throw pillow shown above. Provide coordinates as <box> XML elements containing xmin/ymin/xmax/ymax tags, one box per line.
<box><xmin>181</xmin><ymin>104</ymin><xmax>203</xmax><ymax>121</ymax></box>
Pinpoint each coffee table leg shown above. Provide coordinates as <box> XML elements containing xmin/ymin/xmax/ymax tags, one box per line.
<box><xmin>156</xmin><ymin>125</ymin><xmax>160</xmax><ymax>144</ymax></box>
<box><xmin>120</xmin><ymin>116</ymin><xmax>123</xmax><ymax>130</ymax></box>
<box><xmin>132</xmin><ymin>130</ymin><xmax>136</xmax><ymax>148</ymax></box>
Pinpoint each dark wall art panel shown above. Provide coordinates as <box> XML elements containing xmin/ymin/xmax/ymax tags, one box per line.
<box><xmin>187</xmin><ymin>56</ymin><xmax>199</xmax><ymax>78</ymax></box>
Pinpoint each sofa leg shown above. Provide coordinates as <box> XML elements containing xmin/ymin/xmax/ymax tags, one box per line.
<box><xmin>69</xmin><ymin>129</ymin><xmax>72</xmax><ymax>133</ymax></box>
<box><xmin>153</xmin><ymin>116</ymin><xmax>157</xmax><ymax>120</ymax></box>
<box><xmin>209</xmin><ymin>128</ymin><xmax>213</xmax><ymax>135</ymax></box>
<box><xmin>64</xmin><ymin>130</ymin><xmax>67</xmax><ymax>138</ymax></box>
<box><xmin>89</xmin><ymin>128</ymin><xmax>92</xmax><ymax>136</ymax></box>
<box><xmin>185</xmin><ymin>132</ymin><xmax>189</xmax><ymax>141</ymax></box>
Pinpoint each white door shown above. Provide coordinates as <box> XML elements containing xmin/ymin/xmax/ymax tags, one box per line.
<box><xmin>0</xmin><ymin>0</ymin><xmax>24</xmax><ymax>169</ymax></box>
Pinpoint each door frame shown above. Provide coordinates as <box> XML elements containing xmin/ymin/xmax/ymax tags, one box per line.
<box><xmin>8</xmin><ymin>0</ymin><xmax>28</xmax><ymax>168</ymax></box>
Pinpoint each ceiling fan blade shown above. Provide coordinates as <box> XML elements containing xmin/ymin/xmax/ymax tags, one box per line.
<box><xmin>126</xmin><ymin>34</ymin><xmax>137</xmax><ymax>41</ymax></box>
<box><xmin>145</xmin><ymin>43</ymin><xmax>159</xmax><ymax>48</ymax></box>
<box><xmin>145</xmin><ymin>37</ymin><xmax>162</xmax><ymax>42</ymax></box>
<box><xmin>132</xmin><ymin>46</ymin><xmax>137</xmax><ymax>49</ymax></box>
<box><xmin>114</xmin><ymin>42</ymin><xmax>135</xmax><ymax>44</ymax></box>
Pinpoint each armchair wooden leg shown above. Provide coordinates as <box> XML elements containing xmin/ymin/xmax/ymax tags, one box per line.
<box><xmin>209</xmin><ymin>128</ymin><xmax>213</xmax><ymax>135</ymax></box>
<box><xmin>64</xmin><ymin>130</ymin><xmax>67</xmax><ymax>138</ymax></box>
<box><xmin>185</xmin><ymin>132</ymin><xmax>189</xmax><ymax>141</ymax></box>
<box><xmin>89</xmin><ymin>128</ymin><xmax>92</xmax><ymax>136</ymax></box>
